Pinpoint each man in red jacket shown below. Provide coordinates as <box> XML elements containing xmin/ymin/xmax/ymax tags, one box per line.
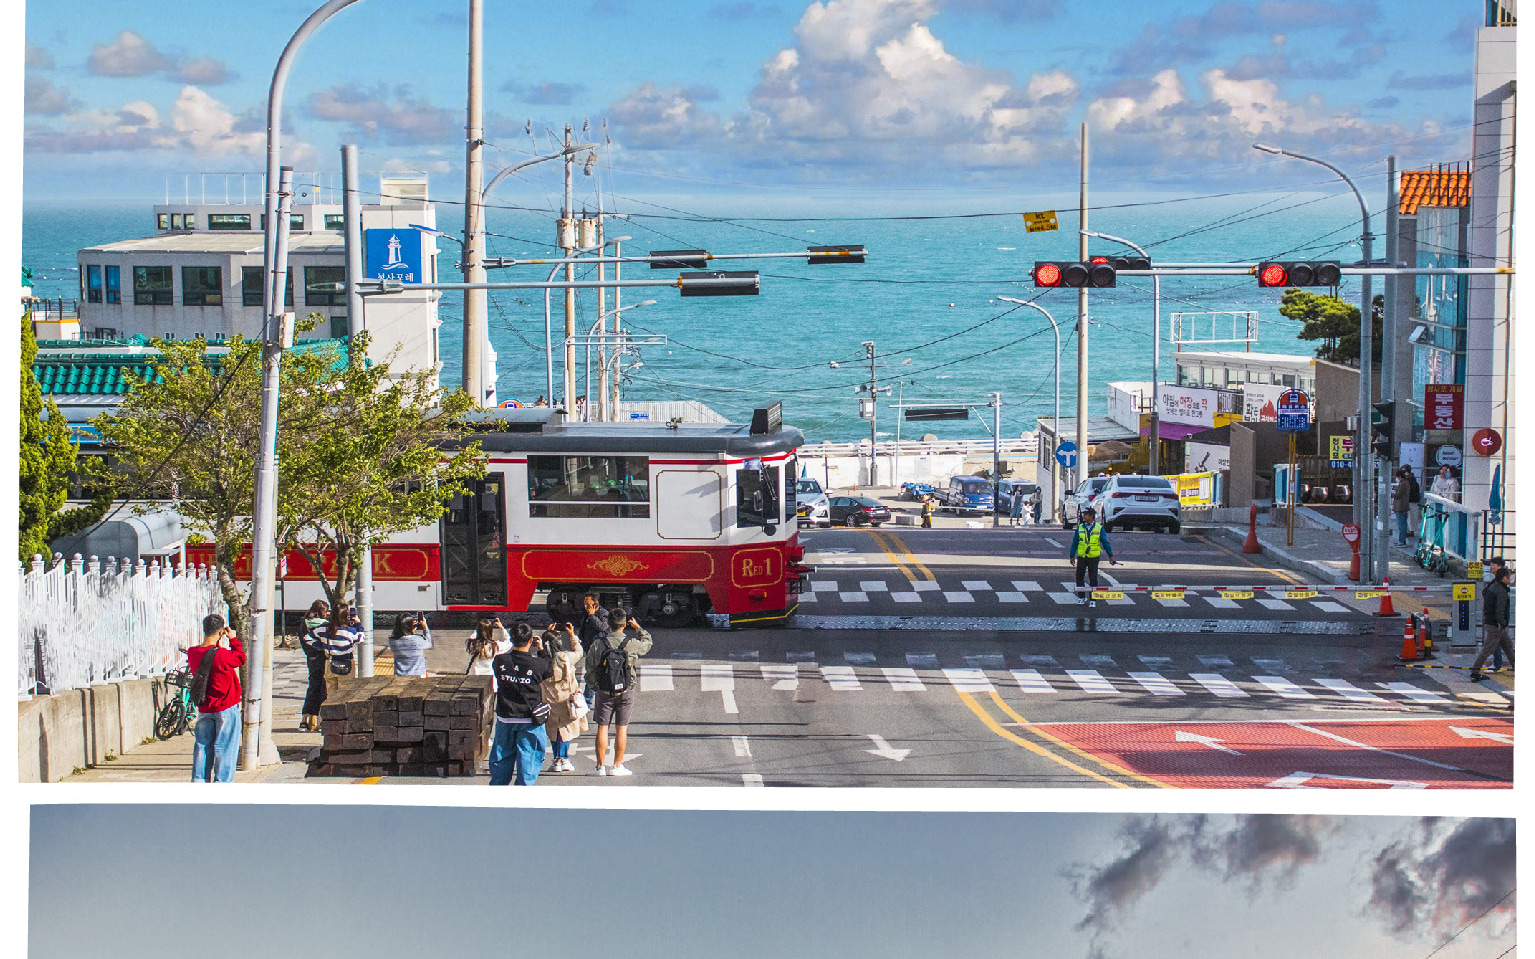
<box><xmin>187</xmin><ymin>613</ymin><xmax>246</xmax><ymax>782</ymax></box>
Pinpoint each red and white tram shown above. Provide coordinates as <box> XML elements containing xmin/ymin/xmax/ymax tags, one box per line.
<box><xmin>190</xmin><ymin>405</ymin><xmax>811</xmax><ymax>628</ymax></box>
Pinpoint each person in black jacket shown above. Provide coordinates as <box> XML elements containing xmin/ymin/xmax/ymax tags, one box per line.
<box><xmin>298</xmin><ymin>600</ymin><xmax>331</xmax><ymax>732</ymax></box>
<box><xmin>575</xmin><ymin>591</ymin><xmax>608</xmax><ymax>653</ymax></box>
<box><xmin>487</xmin><ymin>623</ymin><xmax>553</xmax><ymax>785</ymax></box>
<box><xmin>1471</xmin><ymin>567</ymin><xmax>1515</xmax><ymax>681</ymax></box>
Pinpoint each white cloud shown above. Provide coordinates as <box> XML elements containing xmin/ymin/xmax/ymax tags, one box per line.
<box><xmin>26</xmin><ymin>86</ymin><xmax>305</xmax><ymax>163</ymax></box>
<box><xmin>609</xmin><ymin>82</ymin><xmax>725</xmax><ymax>148</ymax></box>
<box><xmin>305</xmin><ymin>85</ymin><xmax>459</xmax><ymax>146</ymax></box>
<box><xmin>88</xmin><ymin>30</ymin><xmax>172</xmax><ymax>77</ymax></box>
<box><xmin>166</xmin><ymin>86</ymin><xmax>264</xmax><ymax>156</ymax></box>
<box><xmin>25</xmin><ymin>78</ymin><xmax>75</xmax><ymax>116</ymax></box>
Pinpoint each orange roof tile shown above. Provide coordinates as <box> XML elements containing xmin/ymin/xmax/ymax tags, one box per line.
<box><xmin>1400</xmin><ymin>169</ymin><xmax>1471</xmax><ymax>214</ymax></box>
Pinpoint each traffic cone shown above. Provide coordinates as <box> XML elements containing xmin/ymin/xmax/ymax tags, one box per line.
<box><xmin>1242</xmin><ymin>503</ymin><xmax>1262</xmax><ymax>554</ymax></box>
<box><xmin>1399</xmin><ymin>618</ymin><xmax>1419</xmax><ymax>661</ymax></box>
<box><xmin>1375</xmin><ymin>576</ymin><xmax>1398</xmax><ymax>617</ymax></box>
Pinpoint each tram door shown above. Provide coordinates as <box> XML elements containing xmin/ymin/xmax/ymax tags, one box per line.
<box><xmin>441</xmin><ymin>477</ymin><xmax>507</xmax><ymax>607</ymax></box>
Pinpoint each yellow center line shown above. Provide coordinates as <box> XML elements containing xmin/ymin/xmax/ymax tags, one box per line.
<box><xmin>865</xmin><ymin>528</ymin><xmax>918</xmax><ymax>581</ymax></box>
<box><xmin>876</xmin><ymin>528</ymin><xmax>935</xmax><ymax>581</ymax></box>
<box><xmin>986</xmin><ymin>691</ymin><xmax>1175</xmax><ymax>789</ymax></box>
<box><xmin>954</xmin><ymin>691</ymin><xmax>1129</xmax><ymax>787</ymax></box>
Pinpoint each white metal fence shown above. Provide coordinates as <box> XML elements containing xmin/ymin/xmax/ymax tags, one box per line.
<box><xmin>17</xmin><ymin>553</ymin><xmax>228</xmax><ymax>698</ymax></box>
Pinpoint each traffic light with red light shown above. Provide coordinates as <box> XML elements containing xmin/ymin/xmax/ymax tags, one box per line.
<box><xmin>1033</xmin><ymin>261</ymin><xmax>1116</xmax><ymax>288</ymax></box>
<box><xmin>1256</xmin><ymin>261</ymin><xmax>1342</xmax><ymax>288</ymax></box>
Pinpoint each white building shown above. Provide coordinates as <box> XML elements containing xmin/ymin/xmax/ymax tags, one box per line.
<box><xmin>73</xmin><ymin>174</ymin><xmax>450</xmax><ymax>390</ymax></box>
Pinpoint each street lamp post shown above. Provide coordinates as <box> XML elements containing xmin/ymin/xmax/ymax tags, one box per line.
<box><xmin>248</xmin><ymin>0</ymin><xmax>364</xmax><ymax>770</ymax></box>
<box><xmin>999</xmin><ymin>297</ymin><xmax>1061</xmax><ymax>522</ymax></box>
<box><xmin>1082</xmin><ymin>229</ymin><xmax>1161</xmax><ymax>474</ymax></box>
<box><xmin>1253</xmin><ymin>143</ymin><xmax>1376</xmax><ymax>578</ymax></box>
<box><xmin>584</xmin><ymin>299</ymin><xmax>653</xmax><ymax>419</ymax></box>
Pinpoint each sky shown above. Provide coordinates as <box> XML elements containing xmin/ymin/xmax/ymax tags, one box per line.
<box><xmin>19</xmin><ymin>0</ymin><xmax>1487</xmax><ymax>207</ymax></box>
<box><xmin>28</xmin><ymin>807</ymin><xmax>1517</xmax><ymax>959</ymax></box>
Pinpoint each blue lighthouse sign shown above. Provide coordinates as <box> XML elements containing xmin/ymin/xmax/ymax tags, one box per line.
<box><xmin>366</xmin><ymin>228</ymin><xmax>424</xmax><ymax>283</ymax></box>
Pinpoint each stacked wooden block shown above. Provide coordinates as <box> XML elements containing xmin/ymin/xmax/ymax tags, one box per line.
<box><xmin>309</xmin><ymin>675</ymin><xmax>495</xmax><ymax>778</ymax></box>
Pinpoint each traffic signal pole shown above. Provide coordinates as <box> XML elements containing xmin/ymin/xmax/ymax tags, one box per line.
<box><xmin>1076</xmin><ymin>122</ymin><xmax>1090</xmax><ymax>492</ymax></box>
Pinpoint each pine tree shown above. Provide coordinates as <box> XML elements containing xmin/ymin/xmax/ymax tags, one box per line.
<box><xmin>19</xmin><ymin>315</ymin><xmax>78</xmax><ymax>561</ymax></box>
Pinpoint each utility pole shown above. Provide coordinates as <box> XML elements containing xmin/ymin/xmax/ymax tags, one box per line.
<box><xmin>461</xmin><ymin>0</ymin><xmax>486</xmax><ymax>406</ymax></box>
<box><xmin>1076</xmin><ymin>122</ymin><xmax>1090</xmax><ymax>491</ymax></box>
<box><xmin>991</xmin><ymin>392</ymin><xmax>1002</xmax><ymax>528</ymax></box>
<box><xmin>1378</xmin><ymin>155</ymin><xmax>1400</xmax><ymax>583</ymax></box>
<box><xmin>342</xmin><ymin>143</ymin><xmax>373</xmax><ymax>675</ymax></box>
<box><xmin>864</xmin><ymin>341</ymin><xmax>878</xmax><ymax>486</ymax></box>
<box><xmin>609</xmin><ymin>237</ymin><xmax>624</xmax><ymax>420</ymax></box>
<box><xmin>561</xmin><ymin>124</ymin><xmax>576</xmax><ymax>408</ymax></box>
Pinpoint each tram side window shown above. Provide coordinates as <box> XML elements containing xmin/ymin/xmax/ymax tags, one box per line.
<box><xmin>737</xmin><ymin>465</ymin><xmax>781</xmax><ymax>528</ymax></box>
<box><xmin>784</xmin><ymin>457</ymin><xmax>797</xmax><ymax>518</ymax></box>
<box><xmin>527</xmin><ymin>455</ymin><xmax>650</xmax><ymax>518</ymax></box>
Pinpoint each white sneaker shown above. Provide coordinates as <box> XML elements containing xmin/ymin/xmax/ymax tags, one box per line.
<box><xmin>1089</xmin><ymin>600</ymin><xmax>1097</xmax><ymax>608</ymax></box>
<box><xmin>609</xmin><ymin>763</ymin><xmax>634</xmax><ymax>776</ymax></box>
<box><xmin>589</xmin><ymin>765</ymin><xmax>609</xmax><ymax>777</ymax></box>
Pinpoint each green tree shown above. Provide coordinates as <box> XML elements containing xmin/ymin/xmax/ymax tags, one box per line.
<box><xmin>19</xmin><ymin>314</ymin><xmax>80</xmax><ymax>561</ymax></box>
<box><xmin>283</xmin><ymin>334</ymin><xmax>486</xmax><ymax>612</ymax></box>
<box><xmin>1279</xmin><ymin>289</ymin><xmax>1384</xmax><ymax>364</ymax></box>
<box><xmin>92</xmin><ymin>333</ymin><xmax>337</xmax><ymax>636</ymax></box>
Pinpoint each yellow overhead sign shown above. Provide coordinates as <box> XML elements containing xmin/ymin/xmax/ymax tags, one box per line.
<box><xmin>1023</xmin><ymin>211</ymin><xmax>1059</xmax><ymax>233</ymax></box>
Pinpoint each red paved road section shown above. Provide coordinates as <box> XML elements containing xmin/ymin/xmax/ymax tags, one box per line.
<box><xmin>1035</xmin><ymin>717</ymin><xmax>1513</xmax><ymax>789</ymax></box>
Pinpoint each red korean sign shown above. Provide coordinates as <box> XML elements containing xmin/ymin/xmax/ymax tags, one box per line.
<box><xmin>1425</xmin><ymin>384</ymin><xmax>1464</xmax><ymax>430</ymax></box>
<box><xmin>1472</xmin><ymin>428</ymin><xmax>1503</xmax><ymax>456</ymax></box>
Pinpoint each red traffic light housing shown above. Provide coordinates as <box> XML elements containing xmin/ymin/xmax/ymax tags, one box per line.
<box><xmin>1033</xmin><ymin>261</ymin><xmax>1115</xmax><ymax>288</ymax></box>
<box><xmin>1257</xmin><ymin>260</ymin><xmax>1341</xmax><ymax>288</ymax></box>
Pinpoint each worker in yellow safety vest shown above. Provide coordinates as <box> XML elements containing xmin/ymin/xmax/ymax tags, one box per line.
<box><xmin>1068</xmin><ymin>506</ymin><xmax>1118</xmax><ymax>608</ymax></box>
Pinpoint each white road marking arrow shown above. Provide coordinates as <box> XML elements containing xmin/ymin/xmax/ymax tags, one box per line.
<box><xmin>1450</xmin><ymin>726</ymin><xmax>1514</xmax><ymax>745</ymax></box>
<box><xmin>1174</xmin><ymin>730</ymin><xmax>1242</xmax><ymax>755</ymax></box>
<box><xmin>864</xmin><ymin>734</ymin><xmax>911</xmax><ymax>762</ymax></box>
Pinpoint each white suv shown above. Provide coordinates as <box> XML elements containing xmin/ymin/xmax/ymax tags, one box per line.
<box><xmin>796</xmin><ymin>478</ymin><xmax>831</xmax><ymax>528</ymax></box>
<box><xmin>1061</xmin><ymin>476</ymin><xmax>1111</xmax><ymax>527</ymax></box>
<box><xmin>1091</xmin><ymin>475</ymin><xmax>1182</xmax><ymax>533</ymax></box>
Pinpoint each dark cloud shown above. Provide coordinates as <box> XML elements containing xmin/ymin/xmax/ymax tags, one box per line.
<box><xmin>24</xmin><ymin>77</ymin><xmax>74</xmax><ymax>116</ymax></box>
<box><xmin>26</xmin><ymin>44</ymin><xmax>54</xmax><ymax>70</ymax></box>
<box><xmin>502</xmin><ymin>80</ymin><xmax>588</xmax><ymax>106</ymax></box>
<box><xmin>1389</xmin><ymin>70</ymin><xmax>1470</xmax><ymax>91</ymax></box>
<box><xmin>1208</xmin><ymin>815</ymin><xmax>1328</xmax><ymax>885</ymax></box>
<box><xmin>1074</xmin><ymin>817</ymin><xmax>1193</xmax><ymax>933</ymax></box>
<box><xmin>305</xmin><ymin>84</ymin><xmax>459</xmax><ymax>146</ymax></box>
<box><xmin>88</xmin><ymin>30</ymin><xmax>172</xmax><ymax>77</ymax></box>
<box><xmin>1367</xmin><ymin>819</ymin><xmax>1515</xmax><ymax>939</ymax></box>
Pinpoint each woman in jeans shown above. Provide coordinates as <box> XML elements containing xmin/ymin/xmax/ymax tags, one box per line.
<box><xmin>540</xmin><ymin>624</ymin><xmax>588</xmax><ymax>772</ymax></box>
<box><xmin>298</xmin><ymin>600</ymin><xmax>330</xmax><ymax>732</ymax></box>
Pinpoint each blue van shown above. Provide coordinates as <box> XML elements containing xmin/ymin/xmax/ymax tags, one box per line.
<box><xmin>942</xmin><ymin>475</ymin><xmax>994</xmax><ymax>514</ymax></box>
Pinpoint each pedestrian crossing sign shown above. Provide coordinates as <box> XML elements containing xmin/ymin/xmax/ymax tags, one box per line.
<box><xmin>1221</xmin><ymin>590</ymin><xmax>1255</xmax><ymax>600</ymax></box>
<box><xmin>1355</xmin><ymin>590</ymin><xmax>1388</xmax><ymax>600</ymax></box>
<box><xmin>1151</xmin><ymin>590</ymin><xmax>1185</xmax><ymax>600</ymax></box>
<box><xmin>1091</xmin><ymin>589</ymin><xmax>1125</xmax><ymax>600</ymax></box>
<box><xmin>1283</xmin><ymin>589</ymin><xmax>1319</xmax><ymax>600</ymax></box>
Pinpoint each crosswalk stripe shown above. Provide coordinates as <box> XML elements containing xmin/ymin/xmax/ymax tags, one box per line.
<box><xmin>1013</xmin><ymin>580</ymin><xmax>1043</xmax><ymax>591</ymax></box>
<box><xmin>1254</xmin><ymin>675</ymin><xmax>1313</xmax><ymax>699</ymax></box>
<box><xmin>1312</xmin><ymin>601</ymin><xmax>1351</xmax><ymax>613</ymax></box>
<box><xmin>965</xmin><ymin>654</ymin><xmax>1006</xmax><ymax>669</ymax></box>
<box><xmin>1315</xmin><ymin>678</ymin><xmax>1385</xmax><ymax>702</ymax></box>
<box><xmin>641</xmin><ymin>664</ymin><xmax>674</xmax><ymax>691</ymax></box>
<box><xmin>838</xmin><ymin>591</ymin><xmax>869</xmax><ymax>602</ymax></box>
<box><xmin>906</xmin><ymin>652</ymin><xmax>938</xmax><ymax>668</ymax></box>
<box><xmin>1048</xmin><ymin>591</ymin><xmax>1079</xmax><ymax>605</ymax></box>
<box><xmin>942</xmin><ymin>591</ymin><xmax>975</xmax><ymax>603</ymax></box>
<box><xmin>961</xmin><ymin>580</ymin><xmax>993</xmax><ymax>591</ymax></box>
<box><xmin>891</xmin><ymin>592</ymin><xmax>922</xmax><ymax>602</ymax></box>
<box><xmin>1066</xmin><ymin>669</ymin><xmax>1119</xmax><ymax>693</ymax></box>
<box><xmin>1129</xmin><ymin>671</ymin><xmax>1184</xmax><ymax>695</ymax></box>
<box><xmin>1203</xmin><ymin>596</ymin><xmax>1240</xmax><ymax>609</ymax></box>
<box><xmin>912</xmin><ymin>581</ymin><xmax>941</xmax><ymax>592</ymax></box>
<box><xmin>798</xmin><ymin>591</ymin><xmax>817</xmax><ymax>603</ymax></box>
<box><xmin>845</xmin><ymin>652</ymin><xmax>877</xmax><ymax>665</ymax></box>
<box><xmin>860</xmin><ymin>581</ymin><xmax>890</xmax><ymax>592</ymax></box>
<box><xmin>700</xmin><ymin>664</ymin><xmax>734</xmax><ymax>690</ymax></box>
<box><xmin>1189</xmin><ymin>673</ymin><xmax>1249</xmax><ymax>698</ymax></box>
<box><xmin>821</xmin><ymin>665</ymin><xmax>861</xmax><ymax>690</ymax></box>
<box><xmin>882</xmin><ymin>667</ymin><xmax>925</xmax><ymax>691</ymax></box>
<box><xmin>942</xmin><ymin>667</ymin><xmax>994</xmax><ymax>692</ymax></box>
<box><xmin>1010</xmin><ymin>668</ymin><xmax>1057</xmax><ymax>693</ymax></box>
<box><xmin>1257</xmin><ymin>598</ymin><xmax>1295</xmax><ymax>611</ymax></box>
<box><xmin>1377</xmin><ymin>682</ymin><xmax>1448</xmax><ymax>703</ymax></box>
<box><xmin>1155</xmin><ymin>597</ymin><xmax>1190</xmax><ymax>608</ymax></box>
<box><xmin>760</xmin><ymin>663</ymin><xmax>798</xmax><ymax>690</ymax></box>
<box><xmin>995</xmin><ymin>591</ymin><xmax>1028</xmax><ymax>603</ymax></box>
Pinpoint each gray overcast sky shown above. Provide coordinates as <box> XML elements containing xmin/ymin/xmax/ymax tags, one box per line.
<box><xmin>29</xmin><ymin>807</ymin><xmax>1514</xmax><ymax>959</ymax></box>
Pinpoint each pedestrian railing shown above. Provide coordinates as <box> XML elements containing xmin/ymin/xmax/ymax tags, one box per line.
<box><xmin>1422</xmin><ymin>494</ymin><xmax>1482</xmax><ymax>566</ymax></box>
<box><xmin>17</xmin><ymin>553</ymin><xmax>227</xmax><ymax>699</ymax></box>
<box><xmin>1481</xmin><ymin>509</ymin><xmax>1515</xmax><ymax>566</ymax></box>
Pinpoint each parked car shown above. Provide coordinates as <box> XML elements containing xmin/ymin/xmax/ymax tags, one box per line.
<box><xmin>942</xmin><ymin>475</ymin><xmax>995</xmax><ymax>514</ymax></box>
<box><xmin>1061</xmin><ymin>476</ymin><xmax>1113</xmax><ymax>527</ymax></box>
<box><xmin>1090</xmin><ymin>475</ymin><xmax>1183</xmax><ymax>533</ymax></box>
<box><xmin>996</xmin><ymin>479</ymin><xmax>1041</xmax><ymax>515</ymax></box>
<box><xmin>828</xmin><ymin>495</ymin><xmax>892</xmax><ymax>527</ymax></box>
<box><xmin>796</xmin><ymin>478</ymin><xmax>830</xmax><ymax>528</ymax></box>
<box><xmin>900</xmin><ymin>481</ymin><xmax>937</xmax><ymax>501</ymax></box>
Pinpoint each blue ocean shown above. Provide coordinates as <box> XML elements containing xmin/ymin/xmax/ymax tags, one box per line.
<box><xmin>22</xmin><ymin>191</ymin><xmax>1368</xmax><ymax>444</ymax></box>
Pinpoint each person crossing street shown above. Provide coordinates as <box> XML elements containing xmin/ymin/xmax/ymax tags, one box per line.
<box><xmin>1067</xmin><ymin>506</ymin><xmax>1117</xmax><ymax>607</ymax></box>
<box><xmin>920</xmin><ymin>494</ymin><xmax>936</xmax><ymax>529</ymax></box>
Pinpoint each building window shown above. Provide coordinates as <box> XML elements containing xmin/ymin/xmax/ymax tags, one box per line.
<box><xmin>93</xmin><ymin>328</ymin><xmax>118</xmax><ymax>340</ymax></box>
<box><xmin>527</xmin><ymin>455</ymin><xmax>651</xmax><ymax>519</ymax></box>
<box><xmin>240</xmin><ymin>266</ymin><xmax>294</xmax><ymax>306</ymax></box>
<box><xmin>182</xmin><ymin>267</ymin><xmax>223</xmax><ymax>306</ymax></box>
<box><xmin>324</xmin><ymin>213</ymin><xmax>345</xmax><ymax>230</ymax></box>
<box><xmin>304</xmin><ymin>265</ymin><xmax>347</xmax><ymax>306</ymax></box>
<box><xmin>291</xmin><ymin>214</ymin><xmax>304</xmax><ymax>231</ymax></box>
<box><xmin>85</xmin><ymin>265</ymin><xmax>102</xmax><ymax>303</ymax></box>
<box><xmin>105</xmin><ymin>266</ymin><xmax>120</xmax><ymax>304</ymax></box>
<box><xmin>329</xmin><ymin>316</ymin><xmax>349</xmax><ymax>339</ymax></box>
<box><xmin>133</xmin><ymin>266</ymin><xmax>173</xmax><ymax>306</ymax></box>
<box><xmin>168</xmin><ymin>213</ymin><xmax>195</xmax><ymax>230</ymax></box>
<box><xmin>157</xmin><ymin>213</ymin><xmax>170</xmax><ymax>230</ymax></box>
<box><xmin>207</xmin><ymin>213</ymin><xmax>252</xmax><ymax>231</ymax></box>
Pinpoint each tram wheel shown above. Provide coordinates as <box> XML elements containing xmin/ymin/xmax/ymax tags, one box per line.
<box><xmin>656</xmin><ymin>596</ymin><xmax>696</xmax><ymax>629</ymax></box>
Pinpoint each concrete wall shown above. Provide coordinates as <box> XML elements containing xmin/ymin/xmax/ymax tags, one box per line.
<box><xmin>18</xmin><ymin>676</ymin><xmax>161</xmax><ymax>782</ymax></box>
<box><xmin>1228</xmin><ymin>423</ymin><xmax>1256</xmax><ymax>507</ymax></box>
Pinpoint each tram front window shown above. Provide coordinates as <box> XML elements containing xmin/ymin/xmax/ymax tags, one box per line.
<box><xmin>527</xmin><ymin>455</ymin><xmax>651</xmax><ymax>518</ymax></box>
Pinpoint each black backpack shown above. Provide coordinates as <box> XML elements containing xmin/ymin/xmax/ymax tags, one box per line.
<box><xmin>188</xmin><ymin>645</ymin><xmax>220</xmax><ymax>710</ymax></box>
<box><xmin>596</xmin><ymin>636</ymin><xmax>632</xmax><ymax>694</ymax></box>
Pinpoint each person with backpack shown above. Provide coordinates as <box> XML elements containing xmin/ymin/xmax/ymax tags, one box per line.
<box><xmin>584</xmin><ymin>608</ymin><xmax>653</xmax><ymax>777</ymax></box>
<box><xmin>488</xmin><ymin>623</ymin><xmax>553</xmax><ymax>786</ymax></box>
<box><xmin>187</xmin><ymin>613</ymin><xmax>246</xmax><ymax>782</ymax></box>
<box><xmin>298</xmin><ymin>600</ymin><xmax>330</xmax><ymax>732</ymax></box>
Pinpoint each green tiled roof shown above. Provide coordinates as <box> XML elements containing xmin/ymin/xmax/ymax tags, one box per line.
<box><xmin>32</xmin><ymin>338</ymin><xmax>357</xmax><ymax>397</ymax></box>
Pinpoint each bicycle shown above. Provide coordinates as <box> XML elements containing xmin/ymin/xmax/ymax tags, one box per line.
<box><xmin>155</xmin><ymin>667</ymin><xmax>196</xmax><ymax>740</ymax></box>
<box><xmin>1415</xmin><ymin>507</ymin><xmax>1450</xmax><ymax>577</ymax></box>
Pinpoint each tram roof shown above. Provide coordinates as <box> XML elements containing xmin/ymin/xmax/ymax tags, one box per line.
<box><xmin>459</xmin><ymin>408</ymin><xmax>805</xmax><ymax>457</ymax></box>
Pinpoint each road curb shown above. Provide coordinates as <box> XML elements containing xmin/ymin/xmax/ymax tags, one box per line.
<box><xmin>1197</xmin><ymin>525</ymin><xmax>1351</xmax><ymax>585</ymax></box>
